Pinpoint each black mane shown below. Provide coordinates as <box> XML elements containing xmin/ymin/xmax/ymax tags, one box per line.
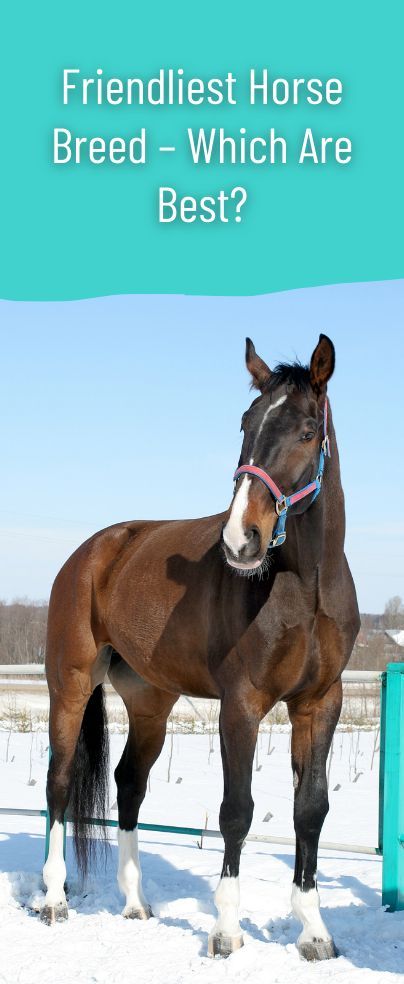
<box><xmin>266</xmin><ymin>360</ymin><xmax>311</xmax><ymax>393</ymax></box>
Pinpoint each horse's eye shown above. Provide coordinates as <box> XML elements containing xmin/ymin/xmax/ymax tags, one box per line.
<box><xmin>301</xmin><ymin>431</ymin><xmax>315</xmax><ymax>442</ymax></box>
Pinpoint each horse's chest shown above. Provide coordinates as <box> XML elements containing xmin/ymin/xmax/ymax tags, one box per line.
<box><xmin>243</xmin><ymin>605</ymin><xmax>344</xmax><ymax>700</ymax></box>
<box><xmin>245</xmin><ymin>618</ymin><xmax>312</xmax><ymax>696</ymax></box>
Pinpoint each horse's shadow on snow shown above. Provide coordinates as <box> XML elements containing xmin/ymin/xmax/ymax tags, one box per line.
<box><xmin>245</xmin><ymin>851</ymin><xmax>404</xmax><ymax>974</ymax></box>
<box><xmin>1</xmin><ymin>833</ymin><xmax>403</xmax><ymax>971</ymax></box>
<box><xmin>256</xmin><ymin>849</ymin><xmax>382</xmax><ymax>908</ymax></box>
<box><xmin>0</xmin><ymin>831</ymin><xmax>213</xmax><ymax>949</ymax></box>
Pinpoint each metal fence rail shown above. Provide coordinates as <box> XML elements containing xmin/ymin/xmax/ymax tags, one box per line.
<box><xmin>0</xmin><ymin>664</ymin><xmax>382</xmax><ymax>683</ymax></box>
<box><xmin>0</xmin><ymin>806</ymin><xmax>379</xmax><ymax>857</ymax></box>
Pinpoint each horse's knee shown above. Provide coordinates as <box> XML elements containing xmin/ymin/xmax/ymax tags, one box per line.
<box><xmin>219</xmin><ymin>792</ymin><xmax>254</xmax><ymax>846</ymax></box>
<box><xmin>294</xmin><ymin>777</ymin><xmax>329</xmax><ymax>840</ymax></box>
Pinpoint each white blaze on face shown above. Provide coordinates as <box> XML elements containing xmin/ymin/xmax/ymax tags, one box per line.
<box><xmin>223</xmin><ymin>474</ymin><xmax>251</xmax><ymax>556</ymax></box>
<box><xmin>222</xmin><ymin>393</ymin><xmax>287</xmax><ymax>557</ymax></box>
<box><xmin>254</xmin><ymin>393</ymin><xmax>286</xmax><ymax>445</ymax></box>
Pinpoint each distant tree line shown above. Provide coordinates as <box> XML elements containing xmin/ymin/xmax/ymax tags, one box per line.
<box><xmin>0</xmin><ymin>596</ymin><xmax>403</xmax><ymax>669</ymax></box>
<box><xmin>0</xmin><ymin>599</ymin><xmax>48</xmax><ymax>664</ymax></box>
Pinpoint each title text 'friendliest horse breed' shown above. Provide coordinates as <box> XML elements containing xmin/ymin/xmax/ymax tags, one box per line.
<box><xmin>42</xmin><ymin>334</ymin><xmax>359</xmax><ymax>961</ymax></box>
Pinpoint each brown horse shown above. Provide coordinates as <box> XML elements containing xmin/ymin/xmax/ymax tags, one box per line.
<box><xmin>42</xmin><ymin>334</ymin><xmax>359</xmax><ymax>961</ymax></box>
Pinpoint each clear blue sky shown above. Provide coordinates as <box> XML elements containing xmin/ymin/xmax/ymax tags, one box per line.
<box><xmin>1</xmin><ymin>280</ymin><xmax>403</xmax><ymax>612</ymax></box>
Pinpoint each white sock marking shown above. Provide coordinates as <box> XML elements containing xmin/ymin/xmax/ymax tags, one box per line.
<box><xmin>223</xmin><ymin>476</ymin><xmax>251</xmax><ymax>556</ymax></box>
<box><xmin>117</xmin><ymin>828</ymin><xmax>148</xmax><ymax>913</ymax></box>
<box><xmin>291</xmin><ymin>884</ymin><xmax>331</xmax><ymax>944</ymax></box>
<box><xmin>211</xmin><ymin>876</ymin><xmax>242</xmax><ymax>938</ymax></box>
<box><xmin>42</xmin><ymin>820</ymin><xmax>66</xmax><ymax>907</ymax></box>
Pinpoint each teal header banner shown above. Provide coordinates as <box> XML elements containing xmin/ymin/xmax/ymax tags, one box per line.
<box><xmin>1</xmin><ymin>0</ymin><xmax>403</xmax><ymax>299</ymax></box>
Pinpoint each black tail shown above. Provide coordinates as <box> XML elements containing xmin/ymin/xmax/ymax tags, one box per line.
<box><xmin>69</xmin><ymin>683</ymin><xmax>110</xmax><ymax>879</ymax></box>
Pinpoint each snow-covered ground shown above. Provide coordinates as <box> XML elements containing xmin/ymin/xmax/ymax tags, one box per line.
<box><xmin>0</xmin><ymin>727</ymin><xmax>403</xmax><ymax>983</ymax></box>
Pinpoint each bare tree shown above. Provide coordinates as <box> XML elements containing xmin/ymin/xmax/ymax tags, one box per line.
<box><xmin>382</xmin><ymin>596</ymin><xmax>404</xmax><ymax>631</ymax></box>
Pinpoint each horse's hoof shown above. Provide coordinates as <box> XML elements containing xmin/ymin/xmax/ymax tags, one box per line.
<box><xmin>123</xmin><ymin>904</ymin><xmax>153</xmax><ymax>920</ymax></box>
<box><xmin>298</xmin><ymin>938</ymin><xmax>336</xmax><ymax>961</ymax></box>
<box><xmin>40</xmin><ymin>902</ymin><xmax>69</xmax><ymax>925</ymax></box>
<box><xmin>208</xmin><ymin>932</ymin><xmax>244</xmax><ymax>958</ymax></box>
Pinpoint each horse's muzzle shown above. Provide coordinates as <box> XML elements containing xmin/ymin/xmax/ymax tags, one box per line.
<box><xmin>222</xmin><ymin>524</ymin><xmax>264</xmax><ymax>570</ymax></box>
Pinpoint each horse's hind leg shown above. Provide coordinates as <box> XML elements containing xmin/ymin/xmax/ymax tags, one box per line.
<box><xmin>288</xmin><ymin>679</ymin><xmax>342</xmax><ymax>961</ymax></box>
<box><xmin>110</xmin><ymin>662</ymin><xmax>177</xmax><ymax>919</ymax></box>
<box><xmin>42</xmin><ymin>689</ymin><xmax>91</xmax><ymax>923</ymax></box>
<box><xmin>41</xmin><ymin>629</ymin><xmax>104</xmax><ymax>923</ymax></box>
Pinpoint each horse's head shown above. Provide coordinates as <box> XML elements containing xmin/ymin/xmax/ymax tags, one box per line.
<box><xmin>222</xmin><ymin>334</ymin><xmax>335</xmax><ymax>572</ymax></box>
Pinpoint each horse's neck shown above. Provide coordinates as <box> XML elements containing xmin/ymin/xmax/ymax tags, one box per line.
<box><xmin>322</xmin><ymin>422</ymin><xmax>345</xmax><ymax>546</ymax></box>
<box><xmin>282</xmin><ymin>421</ymin><xmax>345</xmax><ymax>579</ymax></box>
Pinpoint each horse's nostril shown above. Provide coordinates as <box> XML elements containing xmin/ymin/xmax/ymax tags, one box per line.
<box><xmin>244</xmin><ymin>525</ymin><xmax>261</xmax><ymax>557</ymax></box>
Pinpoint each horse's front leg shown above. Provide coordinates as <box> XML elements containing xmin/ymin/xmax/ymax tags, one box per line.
<box><xmin>208</xmin><ymin>692</ymin><xmax>261</xmax><ymax>958</ymax></box>
<box><xmin>288</xmin><ymin>679</ymin><xmax>342</xmax><ymax>961</ymax></box>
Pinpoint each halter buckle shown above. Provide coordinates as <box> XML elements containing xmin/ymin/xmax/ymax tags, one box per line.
<box><xmin>270</xmin><ymin>531</ymin><xmax>287</xmax><ymax>548</ymax></box>
<box><xmin>275</xmin><ymin>497</ymin><xmax>288</xmax><ymax>516</ymax></box>
<box><xmin>322</xmin><ymin>435</ymin><xmax>331</xmax><ymax>457</ymax></box>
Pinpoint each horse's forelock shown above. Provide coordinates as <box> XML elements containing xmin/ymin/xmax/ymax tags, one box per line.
<box><xmin>263</xmin><ymin>361</ymin><xmax>311</xmax><ymax>395</ymax></box>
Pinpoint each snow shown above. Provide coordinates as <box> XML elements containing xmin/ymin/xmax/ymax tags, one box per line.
<box><xmin>386</xmin><ymin>630</ymin><xmax>404</xmax><ymax>649</ymax></box>
<box><xmin>0</xmin><ymin>727</ymin><xmax>403</xmax><ymax>983</ymax></box>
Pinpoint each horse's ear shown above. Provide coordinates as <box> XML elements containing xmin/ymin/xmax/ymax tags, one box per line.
<box><xmin>245</xmin><ymin>338</ymin><xmax>271</xmax><ymax>391</ymax></box>
<box><xmin>309</xmin><ymin>334</ymin><xmax>335</xmax><ymax>394</ymax></box>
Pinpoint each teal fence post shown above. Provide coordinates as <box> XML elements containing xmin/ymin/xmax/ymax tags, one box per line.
<box><xmin>44</xmin><ymin>745</ymin><xmax>67</xmax><ymax>862</ymax></box>
<box><xmin>381</xmin><ymin>662</ymin><xmax>404</xmax><ymax>911</ymax></box>
<box><xmin>378</xmin><ymin>671</ymin><xmax>386</xmax><ymax>855</ymax></box>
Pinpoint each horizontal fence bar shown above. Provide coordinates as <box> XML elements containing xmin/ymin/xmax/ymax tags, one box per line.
<box><xmin>0</xmin><ymin>664</ymin><xmax>45</xmax><ymax>675</ymax></box>
<box><xmin>0</xmin><ymin>807</ymin><xmax>48</xmax><ymax>817</ymax></box>
<box><xmin>0</xmin><ymin>664</ymin><xmax>382</xmax><ymax>684</ymax></box>
<box><xmin>0</xmin><ymin>680</ymin><xmax>47</xmax><ymax>688</ymax></box>
<box><xmin>0</xmin><ymin>806</ymin><xmax>380</xmax><ymax>856</ymax></box>
<box><xmin>342</xmin><ymin>670</ymin><xmax>381</xmax><ymax>683</ymax></box>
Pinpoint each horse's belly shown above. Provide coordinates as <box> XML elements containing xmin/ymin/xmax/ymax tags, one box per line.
<box><xmin>108</xmin><ymin>617</ymin><xmax>220</xmax><ymax>698</ymax></box>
